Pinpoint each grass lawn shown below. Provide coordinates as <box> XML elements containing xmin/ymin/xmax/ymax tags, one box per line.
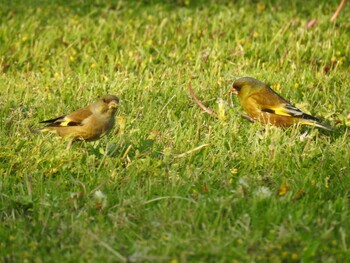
<box><xmin>1</xmin><ymin>0</ymin><xmax>349</xmax><ymax>262</ymax></box>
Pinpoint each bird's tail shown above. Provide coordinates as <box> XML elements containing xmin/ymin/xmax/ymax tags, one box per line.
<box><xmin>28</xmin><ymin>125</ymin><xmax>41</xmax><ymax>134</ymax></box>
<box><xmin>29</xmin><ymin>124</ymin><xmax>57</xmax><ymax>134</ymax></box>
<box><xmin>300</xmin><ymin>119</ymin><xmax>333</xmax><ymax>131</ymax></box>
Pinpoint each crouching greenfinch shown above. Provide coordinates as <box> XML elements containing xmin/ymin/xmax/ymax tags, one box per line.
<box><xmin>231</xmin><ymin>77</ymin><xmax>332</xmax><ymax>131</ymax></box>
<box><xmin>39</xmin><ymin>95</ymin><xmax>119</xmax><ymax>147</ymax></box>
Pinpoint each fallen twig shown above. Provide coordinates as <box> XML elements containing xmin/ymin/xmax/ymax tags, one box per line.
<box><xmin>306</xmin><ymin>19</ymin><xmax>317</xmax><ymax>29</ymax></box>
<box><xmin>175</xmin><ymin>143</ymin><xmax>209</xmax><ymax>158</ymax></box>
<box><xmin>330</xmin><ymin>0</ymin><xmax>346</xmax><ymax>22</ymax></box>
<box><xmin>188</xmin><ymin>82</ymin><xmax>218</xmax><ymax>119</ymax></box>
<box><xmin>189</xmin><ymin>81</ymin><xmax>255</xmax><ymax>124</ymax></box>
<box><xmin>121</xmin><ymin>144</ymin><xmax>132</xmax><ymax>160</ymax></box>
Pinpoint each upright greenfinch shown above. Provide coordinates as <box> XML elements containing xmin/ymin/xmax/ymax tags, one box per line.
<box><xmin>39</xmin><ymin>95</ymin><xmax>119</xmax><ymax>146</ymax></box>
<box><xmin>231</xmin><ymin>77</ymin><xmax>332</xmax><ymax>130</ymax></box>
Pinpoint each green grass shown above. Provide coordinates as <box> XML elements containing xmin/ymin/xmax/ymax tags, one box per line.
<box><xmin>1</xmin><ymin>0</ymin><xmax>349</xmax><ymax>262</ymax></box>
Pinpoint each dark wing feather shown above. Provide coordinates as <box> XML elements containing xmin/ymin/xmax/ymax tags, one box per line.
<box><xmin>40</xmin><ymin>106</ymin><xmax>93</xmax><ymax>127</ymax></box>
<box><xmin>39</xmin><ymin>115</ymin><xmax>66</xmax><ymax>124</ymax></box>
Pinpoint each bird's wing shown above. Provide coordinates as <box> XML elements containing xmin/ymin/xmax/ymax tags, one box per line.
<box><xmin>249</xmin><ymin>92</ymin><xmax>308</xmax><ymax>118</ymax></box>
<box><xmin>40</xmin><ymin>106</ymin><xmax>93</xmax><ymax>127</ymax></box>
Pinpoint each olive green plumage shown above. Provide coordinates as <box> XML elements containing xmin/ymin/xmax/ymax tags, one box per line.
<box><xmin>231</xmin><ymin>77</ymin><xmax>332</xmax><ymax>131</ymax></box>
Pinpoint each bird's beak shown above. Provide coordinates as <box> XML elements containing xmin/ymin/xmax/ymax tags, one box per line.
<box><xmin>108</xmin><ymin>100</ymin><xmax>119</xmax><ymax>109</ymax></box>
<box><xmin>229</xmin><ymin>87</ymin><xmax>239</xmax><ymax>95</ymax></box>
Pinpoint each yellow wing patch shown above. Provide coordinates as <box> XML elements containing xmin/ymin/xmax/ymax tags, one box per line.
<box><xmin>264</xmin><ymin>103</ymin><xmax>304</xmax><ymax>118</ymax></box>
<box><xmin>59</xmin><ymin>117</ymin><xmax>74</xmax><ymax>126</ymax></box>
<box><xmin>270</xmin><ymin>107</ymin><xmax>292</xmax><ymax>117</ymax></box>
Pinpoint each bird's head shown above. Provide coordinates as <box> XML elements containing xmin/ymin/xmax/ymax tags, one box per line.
<box><xmin>230</xmin><ymin>77</ymin><xmax>265</xmax><ymax>98</ymax></box>
<box><xmin>97</xmin><ymin>95</ymin><xmax>119</xmax><ymax>115</ymax></box>
<box><xmin>100</xmin><ymin>95</ymin><xmax>119</xmax><ymax>110</ymax></box>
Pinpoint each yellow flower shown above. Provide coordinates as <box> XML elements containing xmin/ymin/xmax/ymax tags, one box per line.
<box><xmin>278</xmin><ymin>185</ymin><xmax>289</xmax><ymax>196</ymax></box>
<box><xmin>291</xmin><ymin>253</ymin><xmax>299</xmax><ymax>261</ymax></box>
<box><xmin>257</xmin><ymin>3</ymin><xmax>266</xmax><ymax>13</ymax></box>
<box><xmin>146</xmin><ymin>39</ymin><xmax>153</xmax><ymax>46</ymax></box>
<box><xmin>230</xmin><ymin>168</ymin><xmax>238</xmax><ymax>174</ymax></box>
<box><xmin>325</xmin><ymin>176</ymin><xmax>330</xmax><ymax>188</ymax></box>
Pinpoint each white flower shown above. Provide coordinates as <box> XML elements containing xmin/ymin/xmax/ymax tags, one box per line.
<box><xmin>94</xmin><ymin>190</ymin><xmax>107</xmax><ymax>209</ymax></box>
<box><xmin>253</xmin><ymin>186</ymin><xmax>272</xmax><ymax>198</ymax></box>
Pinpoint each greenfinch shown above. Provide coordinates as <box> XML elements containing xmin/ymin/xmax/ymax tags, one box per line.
<box><xmin>231</xmin><ymin>77</ymin><xmax>332</xmax><ymax>131</ymax></box>
<box><xmin>39</xmin><ymin>95</ymin><xmax>119</xmax><ymax>146</ymax></box>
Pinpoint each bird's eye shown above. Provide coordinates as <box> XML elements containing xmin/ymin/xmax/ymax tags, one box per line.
<box><xmin>232</xmin><ymin>84</ymin><xmax>241</xmax><ymax>91</ymax></box>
